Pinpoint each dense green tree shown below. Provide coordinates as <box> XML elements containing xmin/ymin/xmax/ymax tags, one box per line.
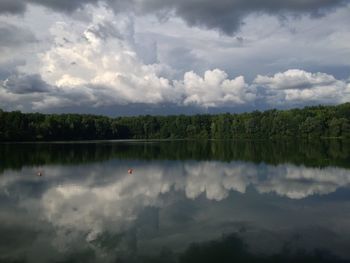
<box><xmin>0</xmin><ymin>103</ymin><xmax>350</xmax><ymax>141</ymax></box>
<box><xmin>341</xmin><ymin>118</ymin><xmax>350</xmax><ymax>138</ymax></box>
<box><xmin>329</xmin><ymin>118</ymin><xmax>343</xmax><ymax>137</ymax></box>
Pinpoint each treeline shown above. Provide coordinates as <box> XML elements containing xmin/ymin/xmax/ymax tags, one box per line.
<box><xmin>0</xmin><ymin>103</ymin><xmax>350</xmax><ymax>141</ymax></box>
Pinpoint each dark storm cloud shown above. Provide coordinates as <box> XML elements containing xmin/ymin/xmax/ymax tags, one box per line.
<box><xmin>0</xmin><ymin>60</ymin><xmax>25</xmax><ymax>80</ymax></box>
<box><xmin>1</xmin><ymin>0</ymin><xmax>348</xmax><ymax>34</ymax></box>
<box><xmin>141</xmin><ymin>0</ymin><xmax>348</xmax><ymax>34</ymax></box>
<box><xmin>0</xmin><ymin>0</ymin><xmax>26</xmax><ymax>14</ymax></box>
<box><xmin>1</xmin><ymin>74</ymin><xmax>51</xmax><ymax>94</ymax></box>
<box><xmin>29</xmin><ymin>0</ymin><xmax>99</xmax><ymax>13</ymax></box>
<box><xmin>0</xmin><ymin>0</ymin><xmax>99</xmax><ymax>14</ymax></box>
<box><xmin>0</xmin><ymin>23</ymin><xmax>36</xmax><ymax>47</ymax></box>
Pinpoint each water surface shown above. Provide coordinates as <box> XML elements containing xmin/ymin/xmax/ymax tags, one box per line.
<box><xmin>1</xmin><ymin>140</ymin><xmax>350</xmax><ymax>262</ymax></box>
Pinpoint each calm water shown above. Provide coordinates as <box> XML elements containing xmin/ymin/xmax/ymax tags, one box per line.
<box><xmin>1</xmin><ymin>140</ymin><xmax>350</xmax><ymax>263</ymax></box>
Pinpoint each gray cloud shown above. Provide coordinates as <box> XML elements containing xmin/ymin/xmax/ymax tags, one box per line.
<box><xmin>108</xmin><ymin>0</ymin><xmax>349</xmax><ymax>34</ymax></box>
<box><xmin>29</xmin><ymin>0</ymin><xmax>99</xmax><ymax>13</ymax></box>
<box><xmin>0</xmin><ymin>0</ymin><xmax>26</xmax><ymax>14</ymax></box>
<box><xmin>0</xmin><ymin>3</ymin><xmax>349</xmax><ymax>114</ymax></box>
<box><xmin>0</xmin><ymin>60</ymin><xmax>25</xmax><ymax>80</ymax></box>
<box><xmin>159</xmin><ymin>47</ymin><xmax>206</xmax><ymax>76</ymax></box>
<box><xmin>1</xmin><ymin>73</ymin><xmax>51</xmax><ymax>94</ymax></box>
<box><xmin>1</xmin><ymin>0</ymin><xmax>348</xmax><ymax>34</ymax></box>
<box><xmin>147</xmin><ymin>0</ymin><xmax>348</xmax><ymax>34</ymax></box>
<box><xmin>0</xmin><ymin>23</ymin><xmax>36</xmax><ymax>47</ymax></box>
<box><xmin>0</xmin><ymin>0</ymin><xmax>99</xmax><ymax>14</ymax></box>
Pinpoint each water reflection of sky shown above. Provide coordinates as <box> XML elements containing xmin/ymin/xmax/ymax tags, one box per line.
<box><xmin>1</xmin><ymin>160</ymin><xmax>350</xmax><ymax>262</ymax></box>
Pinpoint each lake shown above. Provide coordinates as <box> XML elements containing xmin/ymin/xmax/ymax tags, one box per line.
<box><xmin>1</xmin><ymin>140</ymin><xmax>350</xmax><ymax>262</ymax></box>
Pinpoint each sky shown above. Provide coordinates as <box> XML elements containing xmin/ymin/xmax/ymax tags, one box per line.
<box><xmin>0</xmin><ymin>0</ymin><xmax>349</xmax><ymax>116</ymax></box>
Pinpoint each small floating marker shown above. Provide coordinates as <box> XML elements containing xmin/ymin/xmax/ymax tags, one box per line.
<box><xmin>128</xmin><ymin>168</ymin><xmax>133</xmax><ymax>175</ymax></box>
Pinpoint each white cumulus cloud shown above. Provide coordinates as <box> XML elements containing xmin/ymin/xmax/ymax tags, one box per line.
<box><xmin>175</xmin><ymin>69</ymin><xmax>255</xmax><ymax>108</ymax></box>
<box><xmin>0</xmin><ymin>6</ymin><xmax>349</xmax><ymax>112</ymax></box>
<box><xmin>254</xmin><ymin>69</ymin><xmax>350</xmax><ymax>105</ymax></box>
<box><xmin>29</xmin><ymin>7</ymin><xmax>258</xmax><ymax>109</ymax></box>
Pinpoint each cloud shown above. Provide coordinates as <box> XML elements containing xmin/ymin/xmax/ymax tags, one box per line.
<box><xmin>157</xmin><ymin>46</ymin><xmax>204</xmax><ymax>76</ymax></box>
<box><xmin>0</xmin><ymin>60</ymin><xmax>25</xmax><ymax>80</ymax></box>
<box><xmin>255</xmin><ymin>69</ymin><xmax>337</xmax><ymax>90</ymax></box>
<box><xmin>0</xmin><ymin>5</ymin><xmax>349</xmax><ymax>112</ymax></box>
<box><xmin>1</xmin><ymin>73</ymin><xmax>51</xmax><ymax>94</ymax></box>
<box><xmin>175</xmin><ymin>69</ymin><xmax>255</xmax><ymax>108</ymax></box>
<box><xmin>0</xmin><ymin>23</ymin><xmax>38</xmax><ymax>74</ymax></box>
<box><xmin>254</xmin><ymin>69</ymin><xmax>350</xmax><ymax>105</ymax></box>
<box><xmin>0</xmin><ymin>0</ymin><xmax>26</xmax><ymax>14</ymax></box>
<box><xmin>34</xmin><ymin>12</ymin><xmax>179</xmax><ymax>108</ymax></box>
<box><xmin>0</xmin><ymin>23</ymin><xmax>36</xmax><ymax>48</ymax></box>
<box><xmin>1</xmin><ymin>0</ymin><xmax>348</xmax><ymax>35</ymax></box>
<box><xmin>0</xmin><ymin>0</ymin><xmax>97</xmax><ymax>15</ymax></box>
<box><xmin>151</xmin><ymin>0</ymin><xmax>348</xmax><ymax>35</ymax></box>
<box><xmin>26</xmin><ymin>10</ymin><xmax>255</xmax><ymax>110</ymax></box>
<box><xmin>30</xmin><ymin>0</ymin><xmax>99</xmax><ymax>13</ymax></box>
<box><xmin>132</xmin><ymin>5</ymin><xmax>350</xmax><ymax>82</ymax></box>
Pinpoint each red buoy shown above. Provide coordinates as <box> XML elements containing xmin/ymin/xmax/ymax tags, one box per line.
<box><xmin>128</xmin><ymin>168</ymin><xmax>133</xmax><ymax>174</ymax></box>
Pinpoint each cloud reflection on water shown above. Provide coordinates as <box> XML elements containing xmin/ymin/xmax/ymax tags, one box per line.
<box><xmin>2</xmin><ymin>161</ymin><xmax>350</xmax><ymax>224</ymax></box>
<box><xmin>1</xmin><ymin>160</ymin><xmax>350</xmax><ymax>261</ymax></box>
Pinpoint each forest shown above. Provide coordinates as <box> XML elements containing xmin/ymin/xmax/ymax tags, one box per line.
<box><xmin>0</xmin><ymin>103</ymin><xmax>350</xmax><ymax>141</ymax></box>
